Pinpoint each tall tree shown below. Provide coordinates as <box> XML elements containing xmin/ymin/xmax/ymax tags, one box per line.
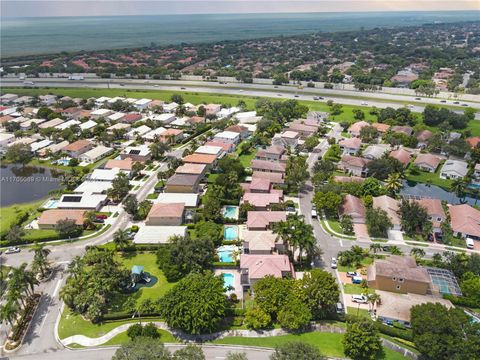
<box><xmin>113</xmin><ymin>229</ymin><xmax>130</xmax><ymax>251</ymax></box>
<box><xmin>270</xmin><ymin>342</ymin><xmax>325</xmax><ymax>360</ymax></box>
<box><xmin>343</xmin><ymin>318</ymin><xmax>382</xmax><ymax>360</ymax></box>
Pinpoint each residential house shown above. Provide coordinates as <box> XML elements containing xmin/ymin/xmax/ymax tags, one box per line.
<box><xmin>175</xmin><ymin>163</ymin><xmax>208</xmax><ymax>178</ymax></box>
<box><xmin>416</xmin><ymin>198</ymin><xmax>445</xmax><ymax>234</ymax></box>
<box><xmin>414</xmin><ymin>153</ymin><xmax>441</xmax><ymax>173</ymax></box>
<box><xmin>90</xmin><ymin>108</ymin><xmax>113</xmax><ymax>120</ymax></box>
<box><xmin>242</xmin><ymin>192</ymin><xmax>281</xmax><ymax>210</ymax></box>
<box><xmin>55</xmin><ymin>119</ymin><xmax>81</xmax><ymax>131</ymax></box>
<box><xmin>107</xmin><ymin>123</ymin><xmax>131</xmax><ymax>133</ymax></box>
<box><xmin>165</xmin><ymin>174</ymin><xmax>202</xmax><ymax>193</ymax></box>
<box><xmin>152</xmin><ymin>113</ymin><xmax>176</xmax><ymax>124</ymax></box>
<box><xmin>333</xmin><ymin>175</ymin><xmax>365</xmax><ymax>184</ymax></box>
<box><xmin>246</xmin><ymin>211</ymin><xmax>286</xmax><ymax>230</ymax></box>
<box><xmin>39</xmin><ymin>94</ymin><xmax>57</xmax><ymax>105</ymax></box>
<box><xmin>89</xmin><ymin>168</ymin><xmax>123</xmax><ymax>182</ymax></box>
<box><xmin>252</xmin><ymin>171</ymin><xmax>284</xmax><ymax>185</ymax></box>
<box><xmin>339</xmin><ymin>137</ymin><xmax>361</xmax><ymax>155</ymax></box>
<box><xmin>79</xmin><ymin>120</ymin><xmax>97</xmax><ymax>131</ymax></box>
<box><xmin>242</xmin><ymin>230</ymin><xmax>283</xmax><ymax>255</ymax></box>
<box><xmin>251</xmin><ymin>159</ymin><xmax>286</xmax><ymax>174</ymax></box>
<box><xmin>37</xmin><ymin>209</ymin><xmax>85</xmax><ymax>229</ymax></box>
<box><xmin>371</xmin><ymin>123</ymin><xmax>390</xmax><ymax>134</ymax></box>
<box><xmin>195</xmin><ymin>145</ymin><xmax>224</xmax><ymax>158</ymax></box>
<box><xmin>287</xmin><ymin>122</ymin><xmax>317</xmax><ymax>138</ymax></box>
<box><xmin>467</xmin><ymin>137</ymin><xmax>480</xmax><ymax>149</ymax></box>
<box><xmin>213</xmin><ymin>131</ymin><xmax>241</xmax><ymax>145</ymax></box>
<box><xmin>416</xmin><ymin>130</ymin><xmax>433</xmax><ymax>148</ymax></box>
<box><xmin>242</xmin><ymin>178</ymin><xmax>272</xmax><ymax>193</ymax></box>
<box><xmin>163</xmin><ymin>102</ymin><xmax>179</xmax><ymax>113</ymax></box>
<box><xmin>182</xmin><ymin>153</ymin><xmax>217</xmax><ymax>169</ymax></box>
<box><xmin>159</xmin><ymin>128</ymin><xmax>183</xmax><ymax>144</ymax></box>
<box><xmin>145</xmin><ymin>203</ymin><xmax>185</xmax><ymax>226</ymax></box>
<box><xmin>440</xmin><ymin>160</ymin><xmax>468</xmax><ymax>180</ymax></box>
<box><xmin>30</xmin><ymin>140</ymin><xmax>53</xmax><ymax>153</ymax></box>
<box><xmin>38</xmin><ymin>118</ymin><xmax>64</xmax><ymax>129</ymax></box>
<box><xmin>240</xmin><ymin>254</ymin><xmax>295</xmax><ymax>289</ymax></box>
<box><xmin>273</xmin><ymin>131</ymin><xmax>300</xmax><ymax>148</ymax></box>
<box><xmin>154</xmin><ymin>193</ymin><xmax>199</xmax><ymax>208</ymax></box>
<box><xmin>38</xmin><ymin>140</ymin><xmax>69</xmax><ymax>157</ymax></box>
<box><xmin>367</xmin><ymin>256</ymin><xmax>431</xmax><ymax>295</ymax></box>
<box><xmin>389</xmin><ymin>148</ymin><xmax>411</xmax><ymax>167</ymax></box>
<box><xmin>62</xmin><ymin>140</ymin><xmax>93</xmax><ymax>158</ymax></box>
<box><xmin>391</xmin><ymin>125</ymin><xmax>414</xmax><ymax>136</ymax></box>
<box><xmin>373</xmin><ymin>195</ymin><xmax>401</xmax><ymax>230</ymax></box>
<box><xmin>0</xmin><ymin>133</ymin><xmax>15</xmax><ymax>149</ymax></box>
<box><xmin>204</xmin><ymin>141</ymin><xmax>235</xmax><ymax>153</ymax></box>
<box><xmin>363</xmin><ymin>144</ymin><xmax>390</xmax><ymax>160</ymax></box>
<box><xmin>122</xmin><ymin>113</ymin><xmax>143</xmax><ymax>124</ymax></box>
<box><xmin>449</xmin><ymin>204</ymin><xmax>480</xmax><ymax>239</ymax></box>
<box><xmin>204</xmin><ymin>104</ymin><xmax>222</xmax><ymax>116</ymax></box>
<box><xmin>57</xmin><ymin>194</ymin><xmax>107</xmax><ymax>211</ymax></box>
<box><xmin>126</xmin><ymin>125</ymin><xmax>151</xmax><ymax>140</ymax></box>
<box><xmin>348</xmin><ymin>121</ymin><xmax>370</xmax><ymax>137</ymax></box>
<box><xmin>134</xmin><ymin>98</ymin><xmax>152</xmax><ymax>110</ymax></box>
<box><xmin>225</xmin><ymin>125</ymin><xmax>250</xmax><ymax>140</ymax></box>
<box><xmin>255</xmin><ymin>145</ymin><xmax>287</xmax><ymax>162</ymax></box>
<box><xmin>73</xmin><ymin>181</ymin><xmax>112</xmax><ymax>195</ymax></box>
<box><xmin>133</xmin><ymin>226</ymin><xmax>187</xmax><ymax>244</ymax></box>
<box><xmin>79</xmin><ymin>145</ymin><xmax>113</xmax><ymax>164</ymax></box>
<box><xmin>339</xmin><ymin>155</ymin><xmax>370</xmax><ymax>177</ymax></box>
<box><xmin>340</xmin><ymin>195</ymin><xmax>366</xmax><ymax>224</ymax></box>
<box><xmin>120</xmin><ymin>145</ymin><xmax>151</xmax><ymax>162</ymax></box>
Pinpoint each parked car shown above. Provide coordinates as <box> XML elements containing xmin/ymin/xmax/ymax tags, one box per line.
<box><xmin>440</xmin><ymin>100</ymin><xmax>447</xmax><ymax>103</ymax></box>
<box><xmin>382</xmin><ymin>246</ymin><xmax>391</xmax><ymax>252</ymax></box>
<box><xmin>336</xmin><ymin>302</ymin><xmax>344</xmax><ymax>314</ymax></box>
<box><xmin>351</xmin><ymin>294</ymin><xmax>368</xmax><ymax>303</ymax></box>
<box><xmin>346</xmin><ymin>271</ymin><xmax>359</xmax><ymax>278</ymax></box>
<box><xmin>313</xmin><ymin>96</ymin><xmax>319</xmax><ymax>100</ymax></box>
<box><xmin>5</xmin><ymin>247</ymin><xmax>21</xmax><ymax>254</ymax></box>
<box><xmin>331</xmin><ymin>257</ymin><xmax>338</xmax><ymax>269</ymax></box>
<box><xmin>466</xmin><ymin>238</ymin><xmax>475</xmax><ymax>249</ymax></box>
<box><xmin>294</xmin><ymin>95</ymin><xmax>299</xmax><ymax>98</ymax></box>
<box><xmin>93</xmin><ymin>218</ymin><xmax>105</xmax><ymax>224</ymax></box>
<box><xmin>361</xmin><ymin>101</ymin><xmax>368</xmax><ymax>105</ymax></box>
<box><xmin>453</xmin><ymin>101</ymin><xmax>460</xmax><ymax>104</ymax></box>
<box><xmin>352</xmin><ymin>276</ymin><xmax>363</xmax><ymax>284</ymax></box>
<box><xmin>180</xmin><ymin>87</ymin><xmax>186</xmax><ymax>90</ymax></box>
<box><xmin>415</xmin><ymin>97</ymin><xmax>421</xmax><ymax>100</ymax></box>
<box><xmin>462</xmin><ymin>104</ymin><xmax>469</xmax><ymax>107</ymax></box>
<box><xmin>311</xmin><ymin>205</ymin><xmax>318</xmax><ymax>219</ymax></box>
<box><xmin>96</xmin><ymin>214</ymin><xmax>108</xmax><ymax>219</ymax></box>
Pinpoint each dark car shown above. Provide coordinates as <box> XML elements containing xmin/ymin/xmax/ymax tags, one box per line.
<box><xmin>440</xmin><ymin>100</ymin><xmax>447</xmax><ymax>103</ymax></box>
<box><xmin>382</xmin><ymin>246</ymin><xmax>391</xmax><ymax>252</ymax></box>
<box><xmin>294</xmin><ymin>95</ymin><xmax>299</xmax><ymax>97</ymax></box>
<box><xmin>415</xmin><ymin>97</ymin><xmax>421</xmax><ymax>100</ymax></box>
<box><xmin>96</xmin><ymin>214</ymin><xmax>108</xmax><ymax>219</ymax></box>
<box><xmin>453</xmin><ymin>101</ymin><xmax>460</xmax><ymax>104</ymax></box>
<box><xmin>180</xmin><ymin>87</ymin><xmax>186</xmax><ymax>90</ymax></box>
<box><xmin>93</xmin><ymin>218</ymin><xmax>105</xmax><ymax>224</ymax></box>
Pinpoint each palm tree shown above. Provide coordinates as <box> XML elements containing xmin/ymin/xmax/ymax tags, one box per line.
<box><xmin>389</xmin><ymin>246</ymin><xmax>403</xmax><ymax>255</ymax></box>
<box><xmin>66</xmin><ymin>256</ymin><xmax>83</xmax><ymax>280</ymax></box>
<box><xmin>113</xmin><ymin>229</ymin><xmax>130</xmax><ymax>251</ymax></box>
<box><xmin>83</xmin><ymin>211</ymin><xmax>97</xmax><ymax>230</ymax></box>
<box><xmin>369</xmin><ymin>243</ymin><xmax>382</xmax><ymax>257</ymax></box>
<box><xmin>0</xmin><ymin>300</ymin><xmax>20</xmax><ymax>327</ymax></box>
<box><xmin>367</xmin><ymin>293</ymin><xmax>382</xmax><ymax>313</ymax></box>
<box><xmin>385</xmin><ymin>173</ymin><xmax>403</xmax><ymax>196</ymax></box>
<box><xmin>30</xmin><ymin>243</ymin><xmax>51</xmax><ymax>278</ymax></box>
<box><xmin>410</xmin><ymin>247</ymin><xmax>426</xmax><ymax>261</ymax></box>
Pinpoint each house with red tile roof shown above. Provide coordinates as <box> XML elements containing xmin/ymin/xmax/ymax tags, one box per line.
<box><xmin>251</xmin><ymin>159</ymin><xmax>286</xmax><ymax>174</ymax></box>
<box><xmin>390</xmin><ymin>148</ymin><xmax>411</xmax><ymax>167</ymax></box>
<box><xmin>204</xmin><ymin>141</ymin><xmax>235</xmax><ymax>153</ymax></box>
<box><xmin>340</xmin><ymin>195</ymin><xmax>366</xmax><ymax>223</ymax></box>
<box><xmin>242</xmin><ymin>192</ymin><xmax>281</xmax><ymax>210</ymax></box>
<box><xmin>122</xmin><ymin>113</ymin><xmax>142</xmax><ymax>123</ymax></box>
<box><xmin>392</xmin><ymin>125</ymin><xmax>414</xmax><ymax>136</ymax></box>
<box><xmin>373</xmin><ymin>195</ymin><xmax>401</xmax><ymax>230</ymax></box>
<box><xmin>413</xmin><ymin>153</ymin><xmax>441</xmax><ymax>173</ymax></box>
<box><xmin>255</xmin><ymin>145</ymin><xmax>287</xmax><ymax>162</ymax></box>
<box><xmin>467</xmin><ymin>137</ymin><xmax>480</xmax><ymax>149</ymax></box>
<box><xmin>339</xmin><ymin>137</ymin><xmax>362</xmax><ymax>155</ymax></box>
<box><xmin>371</xmin><ymin>123</ymin><xmax>390</xmax><ymax>134</ymax></box>
<box><xmin>240</xmin><ymin>254</ymin><xmax>295</xmax><ymax>288</ymax></box>
<box><xmin>241</xmin><ymin>178</ymin><xmax>272</xmax><ymax>193</ymax></box>
<box><xmin>287</xmin><ymin>122</ymin><xmax>317</xmax><ymax>138</ymax></box>
<box><xmin>175</xmin><ymin>163</ymin><xmax>207</xmax><ymax>177</ymax></box>
<box><xmin>348</xmin><ymin>121</ymin><xmax>370</xmax><ymax>137</ymax></box>
<box><xmin>333</xmin><ymin>175</ymin><xmax>365</xmax><ymax>184</ymax></box>
<box><xmin>225</xmin><ymin>125</ymin><xmax>250</xmax><ymax>139</ymax></box>
<box><xmin>339</xmin><ymin>155</ymin><xmax>370</xmax><ymax>177</ymax></box>
<box><xmin>415</xmin><ymin>198</ymin><xmax>445</xmax><ymax>233</ymax></box>
<box><xmin>241</xmin><ymin>230</ymin><xmax>283</xmax><ymax>255</ymax></box>
<box><xmin>182</xmin><ymin>153</ymin><xmax>217</xmax><ymax>168</ymax></box>
<box><xmin>62</xmin><ymin>139</ymin><xmax>93</xmax><ymax>158</ymax></box>
<box><xmin>38</xmin><ymin>209</ymin><xmax>85</xmax><ymax>229</ymax></box>
<box><xmin>415</xmin><ymin>130</ymin><xmax>433</xmax><ymax>148</ymax></box>
<box><xmin>104</xmin><ymin>158</ymin><xmax>134</xmax><ymax>171</ymax></box>
<box><xmin>159</xmin><ymin>128</ymin><xmax>183</xmax><ymax>144</ymax></box>
<box><xmin>146</xmin><ymin>203</ymin><xmax>185</xmax><ymax>226</ymax></box>
<box><xmin>449</xmin><ymin>204</ymin><xmax>480</xmax><ymax>239</ymax></box>
<box><xmin>252</xmin><ymin>171</ymin><xmax>284</xmax><ymax>184</ymax></box>
<box><xmin>246</xmin><ymin>211</ymin><xmax>286</xmax><ymax>230</ymax></box>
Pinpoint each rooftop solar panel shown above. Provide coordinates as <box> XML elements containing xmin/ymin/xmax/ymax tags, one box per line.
<box><xmin>62</xmin><ymin>196</ymin><xmax>82</xmax><ymax>203</ymax></box>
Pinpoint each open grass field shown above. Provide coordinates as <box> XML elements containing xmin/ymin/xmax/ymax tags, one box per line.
<box><xmin>111</xmin><ymin>252</ymin><xmax>176</xmax><ymax>309</ymax></box>
<box><xmin>0</xmin><ymin>199</ymin><xmax>46</xmax><ymax>236</ymax></box>
<box><xmin>405</xmin><ymin>163</ymin><xmax>453</xmax><ymax>191</ymax></box>
<box><xmin>347</xmin><ymin>306</ymin><xmax>372</xmax><ymax>319</ymax></box>
<box><xmin>58</xmin><ymin>307</ymin><xmax>163</xmax><ymax>339</ymax></box>
<box><xmin>337</xmin><ymin>256</ymin><xmax>374</xmax><ymax>272</ymax></box>
<box><xmin>212</xmin><ymin>332</ymin><xmax>407</xmax><ymax>360</ymax></box>
<box><xmin>343</xmin><ymin>283</ymin><xmax>375</xmax><ymax>295</ymax></box>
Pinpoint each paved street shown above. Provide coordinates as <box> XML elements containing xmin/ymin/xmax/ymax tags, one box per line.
<box><xmin>7</xmin><ymin>345</ymin><xmax>273</xmax><ymax>360</ymax></box>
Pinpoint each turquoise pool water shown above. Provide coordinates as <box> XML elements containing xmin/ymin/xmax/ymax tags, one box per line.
<box><xmin>217</xmin><ymin>245</ymin><xmax>236</xmax><ymax>262</ymax></box>
<box><xmin>56</xmin><ymin>158</ymin><xmax>70</xmax><ymax>166</ymax></box>
<box><xmin>222</xmin><ymin>273</ymin><xmax>235</xmax><ymax>289</ymax></box>
<box><xmin>223</xmin><ymin>205</ymin><xmax>239</xmax><ymax>219</ymax></box>
<box><xmin>43</xmin><ymin>199</ymin><xmax>59</xmax><ymax>209</ymax></box>
<box><xmin>224</xmin><ymin>226</ymin><xmax>238</xmax><ymax>240</ymax></box>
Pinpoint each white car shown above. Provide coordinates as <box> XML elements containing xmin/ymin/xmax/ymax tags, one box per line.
<box><xmin>361</xmin><ymin>101</ymin><xmax>368</xmax><ymax>105</ymax></box>
<box><xmin>5</xmin><ymin>247</ymin><xmax>21</xmax><ymax>254</ymax></box>
<box><xmin>331</xmin><ymin>257</ymin><xmax>338</xmax><ymax>269</ymax></box>
<box><xmin>311</xmin><ymin>205</ymin><xmax>318</xmax><ymax>219</ymax></box>
<box><xmin>351</xmin><ymin>294</ymin><xmax>368</xmax><ymax>304</ymax></box>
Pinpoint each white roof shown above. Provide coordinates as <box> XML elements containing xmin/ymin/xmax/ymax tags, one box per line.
<box><xmin>133</xmin><ymin>226</ymin><xmax>187</xmax><ymax>244</ymax></box>
<box><xmin>127</xmin><ymin>125</ymin><xmax>151</xmax><ymax>137</ymax></box>
<box><xmin>154</xmin><ymin>193</ymin><xmax>199</xmax><ymax>208</ymax></box>
<box><xmin>236</xmin><ymin>111</ymin><xmax>256</xmax><ymax>119</ymax></box>
<box><xmin>55</xmin><ymin>119</ymin><xmax>80</xmax><ymax>130</ymax></box>
<box><xmin>441</xmin><ymin>160</ymin><xmax>468</xmax><ymax>176</ymax></box>
<box><xmin>135</xmin><ymin>98</ymin><xmax>152</xmax><ymax>106</ymax></box>
<box><xmin>39</xmin><ymin>118</ymin><xmax>64</xmax><ymax>128</ymax></box>
<box><xmin>89</xmin><ymin>168</ymin><xmax>122</xmax><ymax>181</ymax></box>
<box><xmin>8</xmin><ymin>137</ymin><xmax>36</xmax><ymax>147</ymax></box>
<box><xmin>108</xmin><ymin>112</ymin><xmax>126</xmax><ymax>121</ymax></box>
<box><xmin>218</xmin><ymin>107</ymin><xmax>240</xmax><ymax>118</ymax></box>
<box><xmin>74</xmin><ymin>181</ymin><xmax>112</xmax><ymax>194</ymax></box>
<box><xmin>39</xmin><ymin>140</ymin><xmax>69</xmax><ymax>155</ymax></box>
<box><xmin>107</xmin><ymin>123</ymin><xmax>130</xmax><ymax>131</ymax></box>
<box><xmin>123</xmin><ymin>145</ymin><xmax>150</xmax><ymax>156</ymax></box>
<box><xmin>215</xmin><ymin>131</ymin><xmax>240</xmax><ymax>139</ymax></box>
<box><xmin>30</xmin><ymin>139</ymin><xmax>53</xmax><ymax>152</ymax></box>
<box><xmin>163</xmin><ymin>102</ymin><xmax>178</xmax><ymax>111</ymax></box>
<box><xmin>81</xmin><ymin>145</ymin><xmax>113</xmax><ymax>160</ymax></box>
<box><xmin>170</xmin><ymin>118</ymin><xmax>187</xmax><ymax>126</ymax></box>
<box><xmin>195</xmin><ymin>145</ymin><xmax>223</xmax><ymax>156</ymax></box>
<box><xmin>57</xmin><ymin>194</ymin><xmax>107</xmax><ymax>209</ymax></box>
<box><xmin>143</xmin><ymin>127</ymin><xmax>167</xmax><ymax>140</ymax></box>
<box><xmin>20</xmin><ymin>118</ymin><xmax>45</xmax><ymax>128</ymax></box>
<box><xmin>0</xmin><ymin>133</ymin><xmax>15</xmax><ymax>141</ymax></box>
<box><xmin>91</xmin><ymin>108</ymin><xmax>112</xmax><ymax>116</ymax></box>
<box><xmin>95</xmin><ymin>97</ymin><xmax>111</xmax><ymax>103</ymax></box>
<box><xmin>152</xmin><ymin>113</ymin><xmax>176</xmax><ymax>123</ymax></box>
<box><xmin>107</xmin><ymin>97</ymin><xmax>125</xmax><ymax>104</ymax></box>
<box><xmin>79</xmin><ymin>120</ymin><xmax>97</xmax><ymax>130</ymax></box>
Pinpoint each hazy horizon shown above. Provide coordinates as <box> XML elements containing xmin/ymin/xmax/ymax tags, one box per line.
<box><xmin>2</xmin><ymin>0</ymin><xmax>479</xmax><ymax>18</ymax></box>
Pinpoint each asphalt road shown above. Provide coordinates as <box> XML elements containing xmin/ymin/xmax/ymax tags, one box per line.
<box><xmin>2</xmin><ymin>78</ymin><xmax>479</xmax><ymax>118</ymax></box>
<box><xmin>7</xmin><ymin>344</ymin><xmax>273</xmax><ymax>360</ymax></box>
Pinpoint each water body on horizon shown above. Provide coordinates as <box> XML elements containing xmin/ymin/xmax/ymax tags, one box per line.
<box><xmin>2</xmin><ymin>11</ymin><xmax>479</xmax><ymax>57</ymax></box>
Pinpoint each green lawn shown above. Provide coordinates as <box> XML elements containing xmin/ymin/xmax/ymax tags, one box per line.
<box><xmin>110</xmin><ymin>252</ymin><xmax>176</xmax><ymax>311</ymax></box>
<box><xmin>337</xmin><ymin>256</ymin><xmax>374</xmax><ymax>272</ymax></box>
<box><xmin>58</xmin><ymin>307</ymin><xmax>163</xmax><ymax>339</ymax></box>
<box><xmin>237</xmin><ymin>150</ymin><xmax>257</xmax><ymax>168</ymax></box>
<box><xmin>343</xmin><ymin>283</ymin><xmax>375</xmax><ymax>295</ymax></box>
<box><xmin>0</xmin><ymin>199</ymin><xmax>46</xmax><ymax>236</ymax></box>
<box><xmin>347</xmin><ymin>306</ymin><xmax>372</xmax><ymax>319</ymax></box>
<box><xmin>405</xmin><ymin>163</ymin><xmax>452</xmax><ymax>191</ymax></box>
<box><xmin>212</xmin><ymin>332</ymin><xmax>407</xmax><ymax>360</ymax></box>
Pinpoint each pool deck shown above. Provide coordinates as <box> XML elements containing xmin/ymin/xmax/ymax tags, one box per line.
<box><xmin>215</xmin><ymin>268</ymin><xmax>242</xmax><ymax>300</ymax></box>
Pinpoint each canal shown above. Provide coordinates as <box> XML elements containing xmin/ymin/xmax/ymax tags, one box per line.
<box><xmin>400</xmin><ymin>181</ymin><xmax>479</xmax><ymax>206</ymax></box>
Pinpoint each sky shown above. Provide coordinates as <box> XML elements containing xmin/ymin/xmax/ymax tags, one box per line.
<box><xmin>2</xmin><ymin>0</ymin><xmax>479</xmax><ymax>17</ymax></box>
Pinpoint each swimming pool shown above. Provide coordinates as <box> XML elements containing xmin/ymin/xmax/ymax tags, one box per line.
<box><xmin>224</xmin><ymin>225</ymin><xmax>238</xmax><ymax>240</ymax></box>
<box><xmin>222</xmin><ymin>205</ymin><xmax>239</xmax><ymax>220</ymax></box>
<box><xmin>42</xmin><ymin>199</ymin><xmax>60</xmax><ymax>209</ymax></box>
<box><xmin>217</xmin><ymin>245</ymin><xmax>237</xmax><ymax>262</ymax></box>
<box><xmin>56</xmin><ymin>158</ymin><xmax>71</xmax><ymax>166</ymax></box>
<box><xmin>222</xmin><ymin>273</ymin><xmax>235</xmax><ymax>290</ymax></box>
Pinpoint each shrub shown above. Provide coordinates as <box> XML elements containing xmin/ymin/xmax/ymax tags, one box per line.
<box><xmin>127</xmin><ymin>324</ymin><xmax>144</xmax><ymax>339</ymax></box>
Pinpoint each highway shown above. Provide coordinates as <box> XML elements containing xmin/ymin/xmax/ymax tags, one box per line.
<box><xmin>1</xmin><ymin>78</ymin><xmax>479</xmax><ymax>118</ymax></box>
